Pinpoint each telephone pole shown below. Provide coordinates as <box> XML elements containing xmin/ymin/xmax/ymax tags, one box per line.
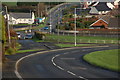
<box><xmin>5</xmin><ymin>6</ymin><xmax>11</xmax><ymax>45</ymax></box>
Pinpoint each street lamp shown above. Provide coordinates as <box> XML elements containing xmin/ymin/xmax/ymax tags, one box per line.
<box><xmin>74</xmin><ymin>8</ymin><xmax>77</xmax><ymax>46</ymax></box>
<box><xmin>5</xmin><ymin>6</ymin><xmax>11</xmax><ymax>45</ymax></box>
<box><xmin>49</xmin><ymin>1</ymin><xmax>52</xmax><ymax>33</ymax></box>
<box><xmin>74</xmin><ymin>8</ymin><xmax>82</xmax><ymax>46</ymax></box>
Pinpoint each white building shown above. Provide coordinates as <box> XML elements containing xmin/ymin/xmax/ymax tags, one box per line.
<box><xmin>5</xmin><ymin>12</ymin><xmax>35</xmax><ymax>25</ymax></box>
<box><xmin>114</xmin><ymin>0</ymin><xmax>120</xmax><ymax>8</ymax></box>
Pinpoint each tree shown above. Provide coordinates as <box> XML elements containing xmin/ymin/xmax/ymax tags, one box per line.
<box><xmin>0</xmin><ymin>16</ymin><xmax>6</xmax><ymax>62</ymax></box>
<box><xmin>37</xmin><ymin>3</ymin><xmax>46</xmax><ymax>18</ymax></box>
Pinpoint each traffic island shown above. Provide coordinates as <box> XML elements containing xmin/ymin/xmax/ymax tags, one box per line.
<box><xmin>83</xmin><ymin>49</ymin><xmax>120</xmax><ymax>72</ymax></box>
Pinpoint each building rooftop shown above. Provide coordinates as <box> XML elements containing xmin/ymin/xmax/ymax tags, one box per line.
<box><xmin>95</xmin><ymin>2</ymin><xmax>112</xmax><ymax>11</ymax></box>
<box><xmin>9</xmin><ymin>13</ymin><xmax>31</xmax><ymax>19</ymax></box>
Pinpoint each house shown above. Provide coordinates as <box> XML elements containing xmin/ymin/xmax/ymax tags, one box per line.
<box><xmin>108</xmin><ymin>18</ymin><xmax>119</xmax><ymax>29</ymax></box>
<box><xmin>90</xmin><ymin>18</ymin><xmax>108</xmax><ymax>29</ymax></box>
<box><xmin>89</xmin><ymin>2</ymin><xmax>114</xmax><ymax>15</ymax></box>
<box><xmin>114</xmin><ymin>0</ymin><xmax>120</xmax><ymax>8</ymax></box>
<box><xmin>4</xmin><ymin>12</ymin><xmax>35</xmax><ymax>25</ymax></box>
<box><xmin>90</xmin><ymin>15</ymin><xmax>119</xmax><ymax>29</ymax></box>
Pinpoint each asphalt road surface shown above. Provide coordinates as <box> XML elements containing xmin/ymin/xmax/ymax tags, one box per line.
<box><xmin>15</xmin><ymin>45</ymin><xmax>119</xmax><ymax>79</ymax></box>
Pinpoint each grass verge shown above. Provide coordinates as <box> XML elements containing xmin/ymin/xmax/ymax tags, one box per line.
<box><xmin>83</xmin><ymin>49</ymin><xmax>120</xmax><ymax>72</ymax></box>
<box><xmin>16</xmin><ymin>49</ymin><xmax>44</xmax><ymax>53</ymax></box>
<box><xmin>34</xmin><ymin>34</ymin><xmax>119</xmax><ymax>44</ymax></box>
<box><xmin>55</xmin><ymin>44</ymin><xmax>95</xmax><ymax>48</ymax></box>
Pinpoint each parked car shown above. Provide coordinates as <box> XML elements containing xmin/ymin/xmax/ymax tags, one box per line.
<box><xmin>16</xmin><ymin>32</ymin><xmax>21</xmax><ymax>39</ymax></box>
<box><xmin>24</xmin><ymin>34</ymin><xmax>33</xmax><ymax>39</ymax></box>
<box><xmin>43</xmin><ymin>27</ymin><xmax>49</xmax><ymax>30</ymax></box>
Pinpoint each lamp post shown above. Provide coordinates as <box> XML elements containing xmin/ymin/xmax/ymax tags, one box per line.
<box><xmin>74</xmin><ymin>8</ymin><xmax>82</xmax><ymax>46</ymax></box>
<box><xmin>49</xmin><ymin>1</ymin><xmax>52</xmax><ymax>33</ymax></box>
<box><xmin>5</xmin><ymin>6</ymin><xmax>11</xmax><ymax>45</ymax></box>
<box><xmin>74</xmin><ymin>8</ymin><xmax>77</xmax><ymax>46</ymax></box>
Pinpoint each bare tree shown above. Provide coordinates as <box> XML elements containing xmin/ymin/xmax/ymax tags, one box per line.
<box><xmin>37</xmin><ymin>2</ymin><xmax>45</xmax><ymax>18</ymax></box>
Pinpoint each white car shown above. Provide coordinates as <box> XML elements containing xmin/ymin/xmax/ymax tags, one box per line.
<box><xmin>16</xmin><ymin>32</ymin><xmax>21</xmax><ymax>39</ymax></box>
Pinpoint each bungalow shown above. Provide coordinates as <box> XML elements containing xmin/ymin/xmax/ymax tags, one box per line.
<box><xmin>4</xmin><ymin>12</ymin><xmax>35</xmax><ymax>25</ymax></box>
<box><xmin>90</xmin><ymin>18</ymin><xmax>108</xmax><ymax>29</ymax></box>
<box><xmin>108</xmin><ymin>18</ymin><xmax>119</xmax><ymax>29</ymax></box>
<box><xmin>90</xmin><ymin>15</ymin><xmax>119</xmax><ymax>29</ymax></box>
<box><xmin>89</xmin><ymin>2</ymin><xmax>114</xmax><ymax>15</ymax></box>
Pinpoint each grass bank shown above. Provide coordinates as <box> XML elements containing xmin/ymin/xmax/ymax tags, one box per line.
<box><xmin>16</xmin><ymin>49</ymin><xmax>44</xmax><ymax>53</ymax></box>
<box><xmin>83</xmin><ymin>49</ymin><xmax>120</xmax><ymax>72</ymax></box>
<box><xmin>55</xmin><ymin>44</ymin><xmax>95</xmax><ymax>48</ymax></box>
<box><xmin>34</xmin><ymin>34</ymin><xmax>119</xmax><ymax>44</ymax></box>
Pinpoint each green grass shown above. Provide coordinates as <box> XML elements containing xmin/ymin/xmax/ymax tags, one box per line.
<box><xmin>37</xmin><ymin>34</ymin><xmax>119</xmax><ymax>44</ymax></box>
<box><xmin>56</xmin><ymin>44</ymin><xmax>95</xmax><ymax>48</ymax></box>
<box><xmin>16</xmin><ymin>49</ymin><xmax>44</xmax><ymax>53</ymax></box>
<box><xmin>2</xmin><ymin>2</ymin><xmax>17</xmax><ymax>6</ymax></box>
<box><xmin>38</xmin><ymin>24</ymin><xmax>45</xmax><ymax>28</ymax></box>
<box><xmin>83</xmin><ymin>49</ymin><xmax>120</xmax><ymax>72</ymax></box>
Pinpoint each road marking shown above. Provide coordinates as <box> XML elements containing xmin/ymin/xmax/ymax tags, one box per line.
<box><xmin>15</xmin><ymin>45</ymin><xmax>108</xmax><ymax>79</ymax></box>
<box><xmin>14</xmin><ymin>70</ymin><xmax>23</xmax><ymax>80</ymax></box>
<box><xmin>79</xmin><ymin>76</ymin><xmax>88</xmax><ymax>80</ymax></box>
<box><xmin>67</xmin><ymin>71</ymin><xmax>76</xmax><ymax>76</ymax></box>
<box><xmin>63</xmin><ymin>52</ymin><xmax>69</xmax><ymax>54</ymax></box>
<box><xmin>57</xmin><ymin>66</ymin><xmax>64</xmax><ymax>70</ymax></box>
<box><xmin>51</xmin><ymin>52</ymin><xmax>87</xmax><ymax>80</ymax></box>
<box><xmin>71</xmin><ymin>50</ymin><xmax>80</xmax><ymax>53</ymax></box>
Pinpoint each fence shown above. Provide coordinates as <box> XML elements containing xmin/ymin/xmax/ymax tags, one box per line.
<box><xmin>55</xmin><ymin>29</ymin><xmax>120</xmax><ymax>38</ymax></box>
<box><xmin>44</xmin><ymin>36</ymin><xmax>119</xmax><ymax>44</ymax></box>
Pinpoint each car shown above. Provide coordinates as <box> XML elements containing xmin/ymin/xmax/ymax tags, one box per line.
<box><xmin>43</xmin><ymin>27</ymin><xmax>49</xmax><ymax>30</ymax></box>
<box><xmin>24</xmin><ymin>34</ymin><xmax>33</xmax><ymax>39</ymax></box>
<box><xmin>16</xmin><ymin>32</ymin><xmax>21</xmax><ymax>39</ymax></box>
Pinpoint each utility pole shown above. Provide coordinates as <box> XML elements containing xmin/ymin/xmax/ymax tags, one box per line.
<box><xmin>29</xmin><ymin>10</ymin><xmax>32</xmax><ymax>32</ymax></box>
<box><xmin>5</xmin><ymin>6</ymin><xmax>11</xmax><ymax>45</ymax></box>
<box><xmin>74</xmin><ymin>8</ymin><xmax>77</xmax><ymax>46</ymax></box>
<box><xmin>57</xmin><ymin>2</ymin><xmax>60</xmax><ymax>36</ymax></box>
<box><xmin>49</xmin><ymin>1</ymin><xmax>52</xmax><ymax>33</ymax></box>
<box><xmin>57</xmin><ymin>2</ymin><xmax>60</xmax><ymax>43</ymax></box>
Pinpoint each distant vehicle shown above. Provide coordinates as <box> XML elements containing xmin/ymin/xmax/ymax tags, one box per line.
<box><xmin>16</xmin><ymin>32</ymin><xmax>21</xmax><ymax>39</ymax></box>
<box><xmin>25</xmin><ymin>29</ymin><xmax>32</xmax><ymax>33</ymax></box>
<box><xmin>43</xmin><ymin>27</ymin><xmax>49</xmax><ymax>30</ymax></box>
<box><xmin>24</xmin><ymin>34</ymin><xmax>33</xmax><ymax>39</ymax></box>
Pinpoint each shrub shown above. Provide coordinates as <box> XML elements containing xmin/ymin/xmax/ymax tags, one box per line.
<box><xmin>34</xmin><ymin>31</ymin><xmax>46</xmax><ymax>40</ymax></box>
<box><xmin>5</xmin><ymin>47</ymin><xmax>16</xmax><ymax>55</ymax></box>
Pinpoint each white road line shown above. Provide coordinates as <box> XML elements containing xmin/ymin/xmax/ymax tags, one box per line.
<box><xmin>51</xmin><ymin>52</ymin><xmax>87</xmax><ymax>80</ymax></box>
<box><xmin>15</xmin><ymin>45</ymin><xmax>106</xmax><ymax>79</ymax></box>
<box><xmin>63</xmin><ymin>52</ymin><xmax>69</xmax><ymax>54</ymax></box>
<box><xmin>67</xmin><ymin>71</ymin><xmax>76</xmax><ymax>76</ymax></box>
<box><xmin>57</xmin><ymin>66</ymin><xmax>64</xmax><ymax>70</ymax></box>
<box><xmin>14</xmin><ymin>70</ymin><xmax>23</xmax><ymax>80</ymax></box>
<box><xmin>71</xmin><ymin>50</ymin><xmax>80</xmax><ymax>53</ymax></box>
<box><xmin>79</xmin><ymin>76</ymin><xmax>88</xmax><ymax>80</ymax></box>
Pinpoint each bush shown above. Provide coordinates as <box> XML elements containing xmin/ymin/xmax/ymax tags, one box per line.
<box><xmin>34</xmin><ymin>31</ymin><xmax>46</xmax><ymax>40</ymax></box>
<box><xmin>5</xmin><ymin>47</ymin><xmax>16</xmax><ymax>55</ymax></box>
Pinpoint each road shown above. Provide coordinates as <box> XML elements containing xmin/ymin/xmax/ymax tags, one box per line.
<box><xmin>47</xmin><ymin>2</ymin><xmax>81</xmax><ymax>31</ymax></box>
<box><xmin>15</xmin><ymin>45</ymin><xmax>119</xmax><ymax>79</ymax></box>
